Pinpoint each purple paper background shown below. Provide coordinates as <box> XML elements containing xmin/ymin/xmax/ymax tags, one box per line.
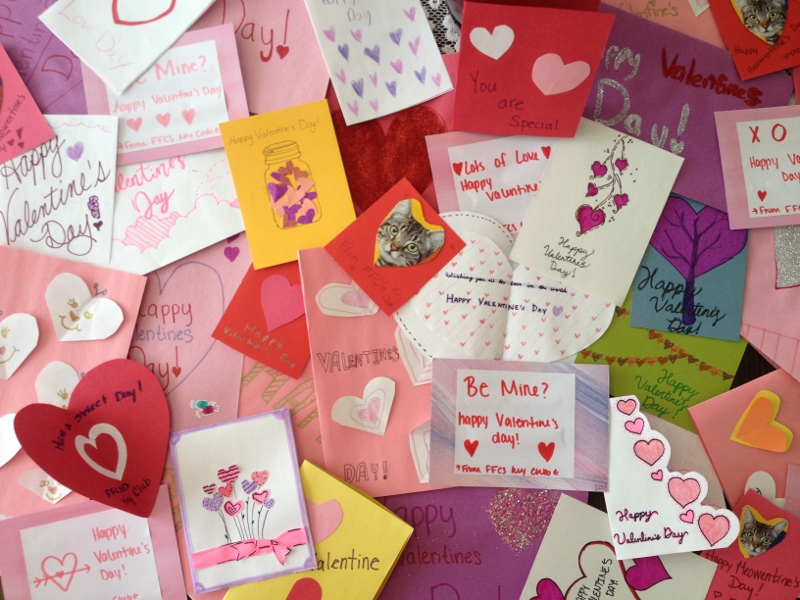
<box><xmin>584</xmin><ymin>5</ymin><xmax>792</xmax><ymax>212</ymax></box>
<box><xmin>0</xmin><ymin>0</ymin><xmax>86</xmax><ymax>114</ymax></box>
<box><xmin>379</xmin><ymin>487</ymin><xmax>588</xmax><ymax>600</ymax></box>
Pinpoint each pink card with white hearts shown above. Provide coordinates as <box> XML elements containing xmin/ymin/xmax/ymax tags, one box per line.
<box><xmin>605</xmin><ymin>396</ymin><xmax>738</xmax><ymax>559</ymax></box>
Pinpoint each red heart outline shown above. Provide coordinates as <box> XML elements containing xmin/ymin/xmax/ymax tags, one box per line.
<box><xmin>112</xmin><ymin>0</ymin><xmax>176</xmax><ymax>26</ymax></box>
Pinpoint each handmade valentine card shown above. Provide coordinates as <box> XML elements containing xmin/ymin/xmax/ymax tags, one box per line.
<box><xmin>380</xmin><ymin>487</ymin><xmax>588</xmax><ymax>600</ymax></box>
<box><xmin>510</xmin><ymin>118</ymin><xmax>684</xmax><ymax>306</ymax></box>
<box><xmin>82</xmin><ymin>24</ymin><xmax>248</xmax><ymax>165</ymax></box>
<box><xmin>0</xmin><ymin>485</ymin><xmax>185</xmax><ymax>600</ymax></box>
<box><xmin>15</xmin><ymin>359</ymin><xmax>170</xmax><ymax>518</ymax></box>
<box><xmin>630</xmin><ymin>195</ymin><xmax>748</xmax><ymax>341</ymax></box>
<box><xmin>0</xmin><ymin>115</ymin><xmax>117</xmax><ymax>265</ymax></box>
<box><xmin>707</xmin><ymin>0</ymin><xmax>800</xmax><ymax>79</ymax></box>
<box><xmin>430</xmin><ymin>359</ymin><xmax>610</xmax><ymax>491</ymax></box>
<box><xmin>170</xmin><ymin>410</ymin><xmax>315</xmax><ymax>593</ymax></box>
<box><xmin>453</xmin><ymin>2</ymin><xmax>613</xmax><ymax>138</ymax></box>
<box><xmin>303</xmin><ymin>0</ymin><xmax>452</xmax><ymax>125</ymax></box>
<box><xmin>325</xmin><ymin>178</ymin><xmax>464</xmax><ymax>314</ymax></box>
<box><xmin>193</xmin><ymin>0</ymin><xmax>329</xmax><ymax>115</ymax></box>
<box><xmin>109</xmin><ymin>149</ymin><xmax>244</xmax><ymax>275</ymax></box>
<box><xmin>226</xmin><ymin>461</ymin><xmax>412</xmax><ymax>600</ymax></box>
<box><xmin>585</xmin><ymin>5</ymin><xmax>793</xmax><ymax>213</ymax></box>
<box><xmin>0</xmin><ymin>0</ymin><xmax>87</xmax><ymax>114</ymax></box>
<box><xmin>329</xmin><ymin>53</ymin><xmax>457</xmax><ymax>215</ymax></box>
<box><xmin>299</xmin><ymin>247</ymin><xmax>433</xmax><ymax>497</ymax></box>
<box><xmin>39</xmin><ymin>0</ymin><xmax>216</xmax><ymax>94</ymax></box>
<box><xmin>220</xmin><ymin>99</ymin><xmax>356</xmax><ymax>269</ymax></box>
<box><xmin>575</xmin><ymin>295</ymin><xmax>747</xmax><ymax>431</ymax></box>
<box><xmin>690</xmin><ymin>369</ymin><xmax>800</xmax><ymax>508</ymax></box>
<box><xmin>395</xmin><ymin>212</ymin><xmax>616</xmax><ymax>362</ymax></box>
<box><xmin>605</xmin><ymin>395</ymin><xmax>738</xmax><ymax>559</ymax></box>
<box><xmin>129</xmin><ymin>236</ymin><xmax>251</xmax><ymax>431</ymax></box>
<box><xmin>17</xmin><ymin>467</ymin><xmax>71</xmax><ymax>506</ymax></box>
<box><xmin>519</xmin><ymin>494</ymin><xmax>718</xmax><ymax>600</ymax></box>
<box><xmin>702</xmin><ymin>491</ymin><xmax>800</xmax><ymax>600</ymax></box>
<box><xmin>716</xmin><ymin>105</ymin><xmax>800</xmax><ymax>229</ymax></box>
<box><xmin>0</xmin><ymin>44</ymin><xmax>54</xmax><ymax>161</ymax></box>
<box><xmin>212</xmin><ymin>260</ymin><xmax>310</xmax><ymax>378</ymax></box>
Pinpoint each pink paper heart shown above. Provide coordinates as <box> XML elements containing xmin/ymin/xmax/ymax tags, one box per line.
<box><xmin>651</xmin><ymin>469</ymin><xmax>663</xmax><ymax>481</ymax></box>
<box><xmin>532</xmin><ymin>53</ymin><xmax>591</xmax><ymax>96</ymax></box>
<box><xmin>252</xmin><ymin>490</ymin><xmax>270</xmax><ymax>505</ymax></box>
<box><xmin>698</xmin><ymin>513</ymin><xmax>731</xmax><ymax>546</ymax></box>
<box><xmin>305</xmin><ymin>498</ymin><xmax>343</xmax><ymax>544</ymax></box>
<box><xmin>261</xmin><ymin>275</ymin><xmax>305</xmax><ymax>333</ymax></box>
<box><xmin>633</xmin><ymin>439</ymin><xmax>665</xmax><ymax>466</ymax></box>
<box><xmin>156</xmin><ymin>113</ymin><xmax>171</xmax><ymax>127</ymax></box>
<box><xmin>616</xmin><ymin>398</ymin><xmax>636</xmax><ymax>415</ymax></box>
<box><xmin>624</xmin><ymin>418</ymin><xmax>644</xmax><ymax>435</ymax></box>
<box><xmin>680</xmin><ymin>509</ymin><xmax>695</xmax><ymax>524</ymax></box>
<box><xmin>126</xmin><ymin>117</ymin><xmax>142</xmax><ymax>132</ymax></box>
<box><xmin>668</xmin><ymin>476</ymin><xmax>701</xmax><ymax>508</ymax></box>
<box><xmin>224</xmin><ymin>499</ymin><xmax>243</xmax><ymax>516</ymax></box>
<box><xmin>625</xmin><ymin>556</ymin><xmax>671</xmax><ymax>591</ymax></box>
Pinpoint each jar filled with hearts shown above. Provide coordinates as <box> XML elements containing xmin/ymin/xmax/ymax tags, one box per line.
<box><xmin>263</xmin><ymin>141</ymin><xmax>321</xmax><ymax>229</ymax></box>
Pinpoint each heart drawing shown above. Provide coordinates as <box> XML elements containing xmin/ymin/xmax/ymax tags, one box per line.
<box><xmin>331</xmin><ymin>377</ymin><xmax>396</xmax><ymax>435</ymax></box>
<box><xmin>45</xmin><ymin>273</ymin><xmax>123</xmax><ymax>342</ymax></box>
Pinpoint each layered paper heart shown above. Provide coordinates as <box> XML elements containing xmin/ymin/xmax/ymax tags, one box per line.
<box><xmin>261</xmin><ymin>274</ymin><xmax>305</xmax><ymax>332</ymax></box>
<box><xmin>14</xmin><ymin>359</ymin><xmax>170</xmax><ymax>517</ymax></box>
<box><xmin>0</xmin><ymin>313</ymin><xmax>38</xmax><ymax>380</ymax></box>
<box><xmin>45</xmin><ymin>273</ymin><xmax>124</xmax><ymax>341</ymax></box>
<box><xmin>331</xmin><ymin>377</ymin><xmax>395</xmax><ymax>435</ymax></box>
<box><xmin>605</xmin><ymin>396</ymin><xmax>738</xmax><ymax>559</ymax></box>
<box><xmin>730</xmin><ymin>390</ymin><xmax>793</xmax><ymax>453</ymax></box>
<box><xmin>395</xmin><ymin>233</ymin><xmax>614</xmax><ymax>361</ymax></box>
<box><xmin>316</xmin><ymin>282</ymin><xmax>379</xmax><ymax>318</ymax></box>
<box><xmin>35</xmin><ymin>362</ymin><xmax>80</xmax><ymax>409</ymax></box>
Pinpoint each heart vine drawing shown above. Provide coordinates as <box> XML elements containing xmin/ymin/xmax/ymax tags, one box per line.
<box><xmin>575</xmin><ymin>136</ymin><xmax>631</xmax><ymax>236</ymax></box>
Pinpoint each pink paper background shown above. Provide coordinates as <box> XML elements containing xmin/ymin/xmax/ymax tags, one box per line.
<box><xmin>0</xmin><ymin>245</ymin><xmax>145</xmax><ymax>517</ymax></box>
<box><xmin>299</xmin><ymin>247</ymin><xmax>434</xmax><ymax>498</ymax></box>
<box><xmin>785</xmin><ymin>464</ymin><xmax>800</xmax><ymax>520</ymax></box>
<box><xmin>82</xmin><ymin>24</ymin><xmax>249</xmax><ymax>165</ymax></box>
<box><xmin>128</xmin><ymin>235</ymin><xmax>251</xmax><ymax>432</ymax></box>
<box><xmin>690</xmin><ymin>369</ymin><xmax>800</xmax><ymax>507</ymax></box>
<box><xmin>0</xmin><ymin>485</ymin><xmax>185</xmax><ymax>600</ymax></box>
<box><xmin>194</xmin><ymin>0</ymin><xmax>329</xmax><ymax>115</ymax></box>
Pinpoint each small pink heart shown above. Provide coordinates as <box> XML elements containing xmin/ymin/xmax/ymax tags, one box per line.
<box><xmin>633</xmin><ymin>439</ymin><xmax>664</xmax><ymax>466</ymax></box>
<box><xmin>305</xmin><ymin>498</ymin><xmax>343</xmax><ymax>544</ymax></box>
<box><xmin>126</xmin><ymin>117</ymin><xmax>142</xmax><ymax>132</ymax></box>
<box><xmin>261</xmin><ymin>275</ymin><xmax>305</xmax><ymax>332</ymax></box>
<box><xmin>615</xmin><ymin>158</ymin><xmax>628</xmax><ymax>171</ymax></box>
<box><xmin>224</xmin><ymin>499</ymin><xmax>243</xmax><ymax>516</ymax></box>
<box><xmin>680</xmin><ymin>509</ymin><xmax>695</xmax><ymax>523</ymax></box>
<box><xmin>252</xmin><ymin>490</ymin><xmax>270</xmax><ymax>505</ymax></box>
<box><xmin>576</xmin><ymin>204</ymin><xmax>605</xmax><ymax>235</ymax></box>
<box><xmin>668</xmin><ymin>476</ymin><xmax>701</xmax><ymax>508</ymax></box>
<box><xmin>530</xmin><ymin>578</ymin><xmax>565</xmax><ymax>600</ymax></box>
<box><xmin>698</xmin><ymin>513</ymin><xmax>731</xmax><ymax>546</ymax></box>
<box><xmin>613</xmin><ymin>194</ymin><xmax>629</xmax><ymax>210</ymax></box>
<box><xmin>624</xmin><ymin>418</ymin><xmax>644</xmax><ymax>435</ymax></box>
<box><xmin>586</xmin><ymin>183</ymin><xmax>598</xmax><ymax>196</ymax></box>
<box><xmin>182</xmin><ymin>108</ymin><xmax>196</xmax><ymax>125</ymax></box>
<box><xmin>251</xmin><ymin>470</ymin><xmax>268</xmax><ymax>486</ymax></box>
<box><xmin>223</xmin><ymin>247</ymin><xmax>239</xmax><ymax>262</ymax></box>
<box><xmin>156</xmin><ymin>113</ymin><xmax>171</xmax><ymax>127</ymax></box>
<box><xmin>616</xmin><ymin>398</ymin><xmax>636</xmax><ymax>415</ymax></box>
<box><xmin>590</xmin><ymin>161</ymin><xmax>607</xmax><ymax>177</ymax></box>
<box><xmin>651</xmin><ymin>469</ymin><xmax>663</xmax><ymax>481</ymax></box>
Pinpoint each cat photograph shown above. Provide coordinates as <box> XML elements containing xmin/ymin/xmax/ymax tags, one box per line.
<box><xmin>374</xmin><ymin>198</ymin><xmax>445</xmax><ymax>267</ymax></box>
<box><xmin>739</xmin><ymin>505</ymin><xmax>788</xmax><ymax>558</ymax></box>
<box><xmin>732</xmin><ymin>0</ymin><xmax>788</xmax><ymax>45</ymax></box>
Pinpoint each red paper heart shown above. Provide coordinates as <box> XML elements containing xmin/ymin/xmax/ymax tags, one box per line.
<box><xmin>15</xmin><ymin>359</ymin><xmax>169</xmax><ymax>517</ymax></box>
<box><xmin>286</xmin><ymin>578</ymin><xmax>322</xmax><ymax>600</ymax></box>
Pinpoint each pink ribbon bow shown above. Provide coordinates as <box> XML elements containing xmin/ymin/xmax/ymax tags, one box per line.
<box><xmin>191</xmin><ymin>527</ymin><xmax>308</xmax><ymax>570</ymax></box>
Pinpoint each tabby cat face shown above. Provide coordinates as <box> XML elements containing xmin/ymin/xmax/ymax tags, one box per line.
<box><xmin>736</xmin><ymin>0</ymin><xmax>787</xmax><ymax>44</ymax></box>
<box><xmin>375</xmin><ymin>199</ymin><xmax>445</xmax><ymax>267</ymax></box>
<box><xmin>740</xmin><ymin>506</ymin><xmax>787</xmax><ymax>557</ymax></box>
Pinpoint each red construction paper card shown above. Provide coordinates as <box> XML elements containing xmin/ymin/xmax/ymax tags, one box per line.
<box><xmin>452</xmin><ymin>2</ymin><xmax>614</xmax><ymax>138</ymax></box>
<box><xmin>708</xmin><ymin>0</ymin><xmax>800</xmax><ymax>80</ymax></box>
<box><xmin>325</xmin><ymin>178</ymin><xmax>465</xmax><ymax>314</ymax></box>
<box><xmin>14</xmin><ymin>359</ymin><xmax>170</xmax><ymax>518</ymax></box>
<box><xmin>212</xmin><ymin>262</ymin><xmax>309</xmax><ymax>378</ymax></box>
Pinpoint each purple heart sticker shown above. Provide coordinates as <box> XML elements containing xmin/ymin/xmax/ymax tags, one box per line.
<box><xmin>202</xmin><ymin>492</ymin><xmax>223</xmax><ymax>512</ymax></box>
<box><xmin>242</xmin><ymin>479</ymin><xmax>258</xmax><ymax>494</ymax></box>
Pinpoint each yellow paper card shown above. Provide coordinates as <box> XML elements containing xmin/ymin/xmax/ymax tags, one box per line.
<box><xmin>224</xmin><ymin>461</ymin><xmax>413</xmax><ymax>600</ymax></box>
<box><xmin>220</xmin><ymin>100</ymin><xmax>356</xmax><ymax>269</ymax></box>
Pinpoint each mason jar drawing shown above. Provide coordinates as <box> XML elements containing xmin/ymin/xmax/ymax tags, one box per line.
<box><xmin>263</xmin><ymin>141</ymin><xmax>321</xmax><ymax>228</ymax></box>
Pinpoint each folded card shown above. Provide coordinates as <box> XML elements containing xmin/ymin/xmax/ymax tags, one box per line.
<box><xmin>380</xmin><ymin>487</ymin><xmax>588</xmax><ymax>600</ymax></box>
<box><xmin>220</xmin><ymin>99</ymin><xmax>356</xmax><ymax>269</ymax></box>
<box><xmin>303</xmin><ymin>0</ymin><xmax>453</xmax><ymax>125</ymax></box>
<box><xmin>82</xmin><ymin>24</ymin><xmax>248</xmax><ymax>165</ymax></box>
<box><xmin>605</xmin><ymin>395</ymin><xmax>738</xmax><ymax>559</ymax></box>
<box><xmin>510</xmin><ymin>118</ymin><xmax>684</xmax><ymax>306</ymax></box>
<box><xmin>129</xmin><ymin>235</ymin><xmax>251</xmax><ymax>431</ymax></box>
<box><xmin>690</xmin><ymin>369</ymin><xmax>800</xmax><ymax>508</ymax></box>
<box><xmin>519</xmin><ymin>494</ymin><xmax>718</xmax><ymax>600</ymax></box>
<box><xmin>325</xmin><ymin>178</ymin><xmax>464</xmax><ymax>314</ymax></box>
<box><xmin>109</xmin><ymin>149</ymin><xmax>244</xmax><ymax>275</ymax></box>
<box><xmin>0</xmin><ymin>115</ymin><xmax>118</xmax><ymax>265</ymax></box>
<box><xmin>213</xmin><ymin>260</ymin><xmax>310</xmax><ymax>378</ymax></box>
<box><xmin>429</xmin><ymin>359</ymin><xmax>610</xmax><ymax>491</ymax></box>
<box><xmin>299</xmin><ymin>247</ymin><xmax>433</xmax><ymax>497</ymax></box>
<box><xmin>225</xmin><ymin>461</ymin><xmax>413</xmax><ymax>600</ymax></box>
<box><xmin>0</xmin><ymin>485</ymin><xmax>185</xmax><ymax>600</ymax></box>
<box><xmin>584</xmin><ymin>5</ymin><xmax>793</xmax><ymax>212</ymax></box>
<box><xmin>193</xmin><ymin>0</ymin><xmax>330</xmax><ymax>115</ymax></box>
<box><xmin>453</xmin><ymin>2</ymin><xmax>613</xmax><ymax>137</ymax></box>
<box><xmin>39</xmin><ymin>0</ymin><xmax>215</xmax><ymax>93</ymax></box>
<box><xmin>630</xmin><ymin>194</ymin><xmax>748</xmax><ymax>342</ymax></box>
<box><xmin>170</xmin><ymin>410</ymin><xmax>315</xmax><ymax>593</ymax></box>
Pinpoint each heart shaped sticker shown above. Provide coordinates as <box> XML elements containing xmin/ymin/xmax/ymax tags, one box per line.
<box><xmin>45</xmin><ymin>273</ymin><xmax>123</xmax><ymax>341</ymax></box>
<box><xmin>0</xmin><ymin>313</ymin><xmax>38</xmax><ymax>380</ymax></box>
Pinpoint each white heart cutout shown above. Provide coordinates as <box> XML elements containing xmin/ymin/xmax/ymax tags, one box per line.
<box><xmin>745</xmin><ymin>471</ymin><xmax>785</xmax><ymax>508</ymax></box>
<box><xmin>409</xmin><ymin>420</ymin><xmax>431</xmax><ymax>484</ymax></box>
<box><xmin>469</xmin><ymin>25</ymin><xmax>515</xmax><ymax>60</ymax></box>
<box><xmin>396</xmin><ymin>327</ymin><xmax>431</xmax><ymax>386</ymax></box>
<box><xmin>35</xmin><ymin>362</ymin><xmax>80</xmax><ymax>409</ymax></box>
<box><xmin>0</xmin><ymin>314</ymin><xmax>39</xmax><ymax>380</ymax></box>
<box><xmin>331</xmin><ymin>377</ymin><xmax>395</xmax><ymax>435</ymax></box>
<box><xmin>0</xmin><ymin>414</ymin><xmax>22</xmax><ymax>468</ymax></box>
<box><xmin>75</xmin><ymin>423</ymin><xmax>128</xmax><ymax>481</ymax></box>
<box><xmin>18</xmin><ymin>467</ymin><xmax>72</xmax><ymax>504</ymax></box>
<box><xmin>316</xmin><ymin>282</ymin><xmax>379</xmax><ymax>318</ymax></box>
<box><xmin>45</xmin><ymin>273</ymin><xmax>124</xmax><ymax>341</ymax></box>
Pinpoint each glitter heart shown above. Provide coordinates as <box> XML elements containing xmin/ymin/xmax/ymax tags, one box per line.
<box><xmin>487</xmin><ymin>489</ymin><xmax>561</xmax><ymax>552</ymax></box>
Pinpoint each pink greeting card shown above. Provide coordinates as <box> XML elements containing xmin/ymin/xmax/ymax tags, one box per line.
<box><xmin>82</xmin><ymin>25</ymin><xmax>249</xmax><ymax>166</ymax></box>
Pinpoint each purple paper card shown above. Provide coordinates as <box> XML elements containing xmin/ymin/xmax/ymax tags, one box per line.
<box><xmin>0</xmin><ymin>0</ymin><xmax>86</xmax><ymax>114</ymax></box>
<box><xmin>584</xmin><ymin>5</ymin><xmax>793</xmax><ymax>212</ymax></box>
<box><xmin>379</xmin><ymin>487</ymin><xmax>588</xmax><ymax>600</ymax></box>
